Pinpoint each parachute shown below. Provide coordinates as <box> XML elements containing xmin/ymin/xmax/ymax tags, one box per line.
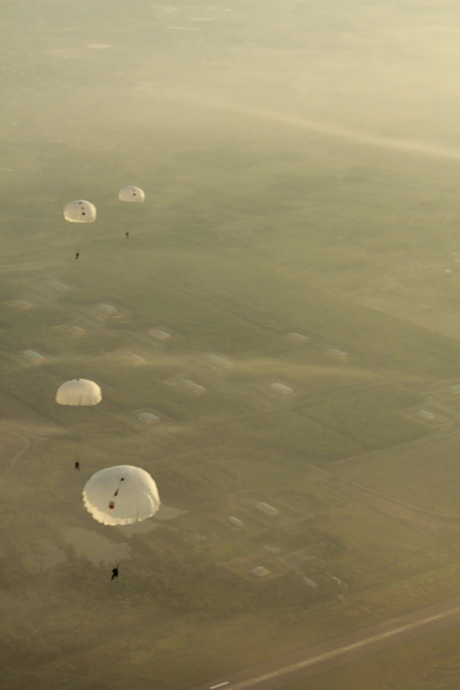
<box><xmin>118</xmin><ymin>186</ymin><xmax>145</xmax><ymax>203</ymax></box>
<box><xmin>83</xmin><ymin>465</ymin><xmax>160</xmax><ymax>526</ymax></box>
<box><xmin>55</xmin><ymin>378</ymin><xmax>102</xmax><ymax>406</ymax></box>
<box><xmin>64</xmin><ymin>200</ymin><xmax>97</xmax><ymax>223</ymax></box>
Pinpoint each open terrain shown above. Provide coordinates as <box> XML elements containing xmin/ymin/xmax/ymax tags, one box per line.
<box><xmin>2</xmin><ymin>1</ymin><xmax>460</xmax><ymax>689</ymax></box>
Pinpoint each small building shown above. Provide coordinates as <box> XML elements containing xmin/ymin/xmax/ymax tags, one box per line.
<box><xmin>303</xmin><ymin>577</ymin><xmax>318</xmax><ymax>589</ymax></box>
<box><xmin>256</xmin><ymin>502</ymin><xmax>279</xmax><ymax>517</ymax></box>
<box><xmin>205</xmin><ymin>353</ymin><xmax>234</xmax><ymax>368</ymax></box>
<box><xmin>150</xmin><ymin>328</ymin><xmax>171</xmax><ymax>341</ymax></box>
<box><xmin>49</xmin><ymin>280</ymin><xmax>71</xmax><ymax>292</ymax></box>
<box><xmin>270</xmin><ymin>382</ymin><xmax>293</xmax><ymax>396</ymax></box>
<box><xmin>97</xmin><ymin>303</ymin><xmax>117</xmax><ymax>316</ymax></box>
<box><xmin>288</xmin><ymin>332</ymin><xmax>309</xmax><ymax>344</ymax></box>
<box><xmin>228</xmin><ymin>516</ymin><xmax>244</xmax><ymax>528</ymax></box>
<box><xmin>68</xmin><ymin>326</ymin><xmax>85</xmax><ymax>337</ymax></box>
<box><xmin>418</xmin><ymin>410</ymin><xmax>434</xmax><ymax>420</ymax></box>
<box><xmin>7</xmin><ymin>299</ymin><xmax>33</xmax><ymax>311</ymax></box>
<box><xmin>54</xmin><ymin>324</ymin><xmax>86</xmax><ymax>337</ymax></box>
<box><xmin>331</xmin><ymin>575</ymin><xmax>347</xmax><ymax>590</ymax></box>
<box><xmin>21</xmin><ymin>350</ymin><xmax>46</xmax><ymax>364</ymax></box>
<box><xmin>177</xmin><ymin>379</ymin><xmax>206</xmax><ymax>395</ymax></box>
<box><xmin>327</xmin><ymin>348</ymin><xmax>348</xmax><ymax>360</ymax></box>
<box><xmin>251</xmin><ymin>566</ymin><xmax>271</xmax><ymax>578</ymax></box>
<box><xmin>121</xmin><ymin>351</ymin><xmax>146</xmax><ymax>365</ymax></box>
<box><xmin>138</xmin><ymin>411</ymin><xmax>160</xmax><ymax>425</ymax></box>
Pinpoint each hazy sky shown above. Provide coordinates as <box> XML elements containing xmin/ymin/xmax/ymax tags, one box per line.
<box><xmin>4</xmin><ymin>0</ymin><xmax>460</xmax><ymax>155</ymax></box>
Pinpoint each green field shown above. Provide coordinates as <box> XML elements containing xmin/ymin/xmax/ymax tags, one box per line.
<box><xmin>2</xmin><ymin>121</ymin><xmax>460</xmax><ymax>688</ymax></box>
<box><xmin>335</xmin><ymin>433</ymin><xmax>460</xmax><ymax>514</ymax></box>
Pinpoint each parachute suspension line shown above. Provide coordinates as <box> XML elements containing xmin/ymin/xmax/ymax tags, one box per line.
<box><xmin>113</xmin><ymin>477</ymin><xmax>125</xmax><ymax>497</ymax></box>
<box><xmin>108</xmin><ymin>477</ymin><xmax>125</xmax><ymax>510</ymax></box>
<box><xmin>73</xmin><ymin>224</ymin><xmax>92</xmax><ymax>258</ymax></box>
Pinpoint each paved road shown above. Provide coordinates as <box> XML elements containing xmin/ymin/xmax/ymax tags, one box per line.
<box><xmin>191</xmin><ymin>597</ymin><xmax>460</xmax><ymax>690</ymax></box>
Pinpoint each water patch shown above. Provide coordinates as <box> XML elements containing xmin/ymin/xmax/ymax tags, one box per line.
<box><xmin>62</xmin><ymin>527</ymin><xmax>130</xmax><ymax>566</ymax></box>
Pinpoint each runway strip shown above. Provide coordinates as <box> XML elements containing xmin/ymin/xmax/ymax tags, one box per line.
<box><xmin>193</xmin><ymin>597</ymin><xmax>460</xmax><ymax>690</ymax></box>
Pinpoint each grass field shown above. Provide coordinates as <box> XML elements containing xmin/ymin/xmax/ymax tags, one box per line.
<box><xmin>2</xmin><ymin>122</ymin><xmax>460</xmax><ymax>689</ymax></box>
<box><xmin>335</xmin><ymin>433</ymin><xmax>460</xmax><ymax>514</ymax></box>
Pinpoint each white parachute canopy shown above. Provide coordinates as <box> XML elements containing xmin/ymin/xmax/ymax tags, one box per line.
<box><xmin>63</xmin><ymin>200</ymin><xmax>97</xmax><ymax>223</ymax></box>
<box><xmin>118</xmin><ymin>186</ymin><xmax>145</xmax><ymax>203</ymax></box>
<box><xmin>55</xmin><ymin>378</ymin><xmax>102</xmax><ymax>406</ymax></box>
<box><xmin>83</xmin><ymin>465</ymin><xmax>161</xmax><ymax>526</ymax></box>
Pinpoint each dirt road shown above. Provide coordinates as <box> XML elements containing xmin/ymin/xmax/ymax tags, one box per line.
<box><xmin>191</xmin><ymin>596</ymin><xmax>460</xmax><ymax>690</ymax></box>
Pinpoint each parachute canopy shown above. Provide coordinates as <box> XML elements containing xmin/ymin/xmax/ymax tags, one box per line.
<box><xmin>63</xmin><ymin>200</ymin><xmax>97</xmax><ymax>223</ymax></box>
<box><xmin>55</xmin><ymin>378</ymin><xmax>102</xmax><ymax>406</ymax></box>
<box><xmin>118</xmin><ymin>186</ymin><xmax>145</xmax><ymax>203</ymax></box>
<box><xmin>83</xmin><ymin>465</ymin><xmax>160</xmax><ymax>526</ymax></box>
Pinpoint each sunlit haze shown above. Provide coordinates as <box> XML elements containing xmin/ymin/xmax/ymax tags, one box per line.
<box><xmin>2</xmin><ymin>2</ymin><xmax>460</xmax><ymax>689</ymax></box>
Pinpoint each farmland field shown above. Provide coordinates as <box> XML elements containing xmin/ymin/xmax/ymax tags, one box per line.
<box><xmin>335</xmin><ymin>433</ymin><xmax>460</xmax><ymax>514</ymax></box>
<box><xmin>2</xmin><ymin>117</ymin><xmax>460</xmax><ymax>689</ymax></box>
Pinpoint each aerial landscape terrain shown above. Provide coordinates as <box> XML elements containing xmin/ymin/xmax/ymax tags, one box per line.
<box><xmin>3</xmin><ymin>1</ymin><xmax>460</xmax><ymax>689</ymax></box>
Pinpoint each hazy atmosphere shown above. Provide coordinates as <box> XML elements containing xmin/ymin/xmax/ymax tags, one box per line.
<box><xmin>3</xmin><ymin>1</ymin><xmax>460</xmax><ymax>689</ymax></box>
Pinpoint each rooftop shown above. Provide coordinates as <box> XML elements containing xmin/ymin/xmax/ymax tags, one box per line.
<box><xmin>21</xmin><ymin>350</ymin><xmax>46</xmax><ymax>363</ymax></box>
<box><xmin>288</xmin><ymin>332</ymin><xmax>309</xmax><ymax>343</ymax></box>
<box><xmin>97</xmin><ymin>303</ymin><xmax>117</xmax><ymax>315</ymax></box>
<box><xmin>150</xmin><ymin>328</ymin><xmax>171</xmax><ymax>340</ymax></box>
<box><xmin>270</xmin><ymin>382</ymin><xmax>293</xmax><ymax>396</ymax></box>
<box><xmin>256</xmin><ymin>502</ymin><xmax>279</xmax><ymax>516</ymax></box>
<box><xmin>138</xmin><ymin>412</ymin><xmax>160</xmax><ymax>424</ymax></box>
<box><xmin>49</xmin><ymin>281</ymin><xmax>71</xmax><ymax>292</ymax></box>
<box><xmin>205</xmin><ymin>353</ymin><xmax>234</xmax><ymax>368</ymax></box>
<box><xmin>251</xmin><ymin>566</ymin><xmax>271</xmax><ymax>578</ymax></box>
<box><xmin>327</xmin><ymin>348</ymin><xmax>348</xmax><ymax>359</ymax></box>
<box><xmin>177</xmin><ymin>379</ymin><xmax>206</xmax><ymax>395</ymax></box>
<box><xmin>6</xmin><ymin>299</ymin><xmax>33</xmax><ymax>311</ymax></box>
